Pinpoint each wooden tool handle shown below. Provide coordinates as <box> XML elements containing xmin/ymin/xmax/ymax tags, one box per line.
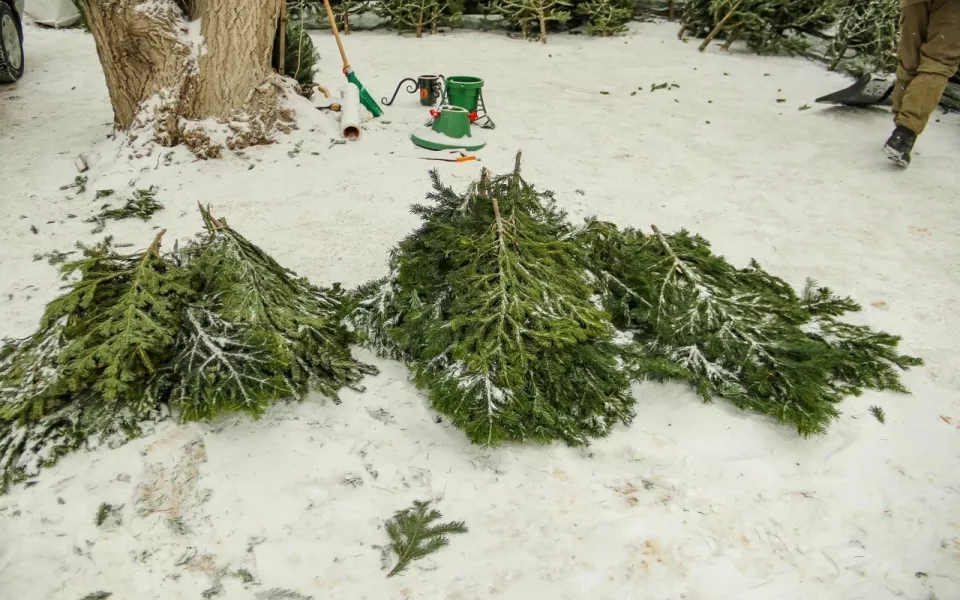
<box><xmin>321</xmin><ymin>0</ymin><xmax>350</xmax><ymax>70</ymax></box>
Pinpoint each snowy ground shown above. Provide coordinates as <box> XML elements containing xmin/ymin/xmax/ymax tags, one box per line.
<box><xmin>1</xmin><ymin>20</ymin><xmax>960</xmax><ymax>600</ymax></box>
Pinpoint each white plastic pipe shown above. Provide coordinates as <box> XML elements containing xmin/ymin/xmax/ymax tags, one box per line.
<box><xmin>339</xmin><ymin>84</ymin><xmax>362</xmax><ymax>141</ymax></box>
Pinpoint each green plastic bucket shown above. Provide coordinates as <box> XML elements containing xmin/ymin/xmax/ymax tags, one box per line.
<box><xmin>445</xmin><ymin>76</ymin><xmax>484</xmax><ymax>113</ymax></box>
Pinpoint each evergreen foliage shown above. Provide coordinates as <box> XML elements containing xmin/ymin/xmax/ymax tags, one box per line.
<box><xmin>493</xmin><ymin>0</ymin><xmax>572</xmax><ymax>43</ymax></box>
<box><xmin>576</xmin><ymin>0</ymin><xmax>635</xmax><ymax>36</ymax></box>
<box><xmin>384</xmin><ymin>500</ymin><xmax>467</xmax><ymax>577</ymax></box>
<box><xmin>680</xmin><ymin>0</ymin><xmax>835</xmax><ymax>54</ymax></box>
<box><xmin>827</xmin><ymin>0</ymin><xmax>898</xmax><ymax>73</ymax></box>
<box><xmin>86</xmin><ymin>187</ymin><xmax>164</xmax><ymax>234</ymax></box>
<box><xmin>578</xmin><ymin>220</ymin><xmax>922</xmax><ymax>436</ymax></box>
<box><xmin>351</xmin><ymin>154</ymin><xmax>636</xmax><ymax>446</ymax></box>
<box><xmin>1</xmin><ymin>208</ymin><xmax>374</xmax><ymax>492</ymax></box>
<box><xmin>0</xmin><ymin>234</ymin><xmax>186</xmax><ymax>491</ymax></box>
<box><xmin>869</xmin><ymin>405</ymin><xmax>885</xmax><ymax>424</ymax></box>
<box><xmin>376</xmin><ymin>0</ymin><xmax>463</xmax><ymax>37</ymax></box>
<box><xmin>164</xmin><ymin>206</ymin><xmax>374</xmax><ymax>420</ymax></box>
<box><xmin>283</xmin><ymin>18</ymin><xmax>320</xmax><ymax>86</ymax></box>
<box><xmin>71</xmin><ymin>0</ymin><xmax>89</xmax><ymax>31</ymax></box>
<box><xmin>300</xmin><ymin>0</ymin><xmax>372</xmax><ymax>34</ymax></box>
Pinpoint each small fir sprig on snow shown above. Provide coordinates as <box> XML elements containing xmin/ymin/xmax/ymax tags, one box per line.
<box><xmin>869</xmin><ymin>405</ymin><xmax>886</xmax><ymax>424</ymax></box>
<box><xmin>86</xmin><ymin>186</ymin><xmax>164</xmax><ymax>234</ymax></box>
<box><xmin>385</xmin><ymin>500</ymin><xmax>467</xmax><ymax>577</ymax></box>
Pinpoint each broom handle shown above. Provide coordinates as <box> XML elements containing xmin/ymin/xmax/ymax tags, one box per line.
<box><xmin>321</xmin><ymin>0</ymin><xmax>351</xmax><ymax>71</ymax></box>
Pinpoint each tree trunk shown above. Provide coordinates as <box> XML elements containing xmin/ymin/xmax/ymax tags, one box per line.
<box><xmin>82</xmin><ymin>0</ymin><xmax>296</xmax><ymax>157</ymax></box>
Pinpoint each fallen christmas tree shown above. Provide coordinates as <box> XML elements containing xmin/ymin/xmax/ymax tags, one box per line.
<box><xmin>578</xmin><ymin>220</ymin><xmax>922</xmax><ymax>436</ymax></box>
<box><xmin>352</xmin><ymin>154</ymin><xmax>922</xmax><ymax>446</ymax></box>
<box><xmin>0</xmin><ymin>207</ymin><xmax>374</xmax><ymax>491</ymax></box>
<box><xmin>351</xmin><ymin>154</ymin><xmax>639</xmax><ymax>446</ymax></box>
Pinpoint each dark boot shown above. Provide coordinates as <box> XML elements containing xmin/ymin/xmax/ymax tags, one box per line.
<box><xmin>883</xmin><ymin>125</ymin><xmax>917</xmax><ymax>168</ymax></box>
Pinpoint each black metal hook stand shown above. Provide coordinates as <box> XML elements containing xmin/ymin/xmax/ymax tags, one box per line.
<box><xmin>382</xmin><ymin>75</ymin><xmax>446</xmax><ymax>106</ymax></box>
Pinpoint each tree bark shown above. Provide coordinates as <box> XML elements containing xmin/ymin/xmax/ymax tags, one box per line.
<box><xmin>82</xmin><ymin>0</ymin><xmax>296</xmax><ymax>157</ymax></box>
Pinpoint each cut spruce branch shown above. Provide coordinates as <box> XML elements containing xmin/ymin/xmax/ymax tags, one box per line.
<box><xmin>577</xmin><ymin>220</ymin><xmax>922</xmax><ymax>436</ymax></box>
<box><xmin>351</xmin><ymin>153</ymin><xmax>636</xmax><ymax>446</ymax></box>
<box><xmin>1</xmin><ymin>207</ymin><xmax>375</xmax><ymax>492</ymax></box>
<box><xmin>385</xmin><ymin>500</ymin><xmax>467</xmax><ymax>577</ymax></box>
<box><xmin>827</xmin><ymin>0</ymin><xmax>898</xmax><ymax>73</ymax></box>
<box><xmin>86</xmin><ymin>187</ymin><xmax>164</xmax><ymax>234</ymax></box>
<box><xmin>1</xmin><ymin>233</ymin><xmax>186</xmax><ymax>491</ymax></box>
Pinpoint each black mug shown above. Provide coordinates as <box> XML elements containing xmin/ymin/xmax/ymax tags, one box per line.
<box><xmin>418</xmin><ymin>75</ymin><xmax>443</xmax><ymax>106</ymax></box>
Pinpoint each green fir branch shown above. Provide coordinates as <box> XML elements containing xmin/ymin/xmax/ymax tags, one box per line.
<box><xmin>869</xmin><ymin>405</ymin><xmax>886</xmax><ymax>424</ymax></box>
<box><xmin>60</xmin><ymin>175</ymin><xmax>88</xmax><ymax>194</ymax></box>
<box><xmin>94</xmin><ymin>502</ymin><xmax>122</xmax><ymax>527</ymax></box>
<box><xmin>385</xmin><ymin>500</ymin><xmax>467</xmax><ymax>577</ymax></box>
<box><xmin>86</xmin><ymin>187</ymin><xmax>164</xmax><ymax>234</ymax></box>
<box><xmin>576</xmin><ymin>0</ymin><xmax>634</xmax><ymax>36</ymax></box>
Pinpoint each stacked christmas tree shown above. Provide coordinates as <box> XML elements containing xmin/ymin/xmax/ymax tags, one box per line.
<box><xmin>376</xmin><ymin>0</ymin><xmax>463</xmax><ymax>37</ymax></box>
<box><xmin>827</xmin><ymin>0</ymin><xmax>899</xmax><ymax>73</ymax></box>
<box><xmin>680</xmin><ymin>0</ymin><xmax>835</xmax><ymax>54</ymax></box>
<box><xmin>0</xmin><ymin>207</ymin><xmax>373</xmax><ymax>490</ymax></box>
<box><xmin>353</xmin><ymin>154</ymin><xmax>921</xmax><ymax>447</ymax></box>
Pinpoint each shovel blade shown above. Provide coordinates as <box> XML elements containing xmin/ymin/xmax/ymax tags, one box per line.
<box><xmin>816</xmin><ymin>74</ymin><xmax>895</xmax><ymax>107</ymax></box>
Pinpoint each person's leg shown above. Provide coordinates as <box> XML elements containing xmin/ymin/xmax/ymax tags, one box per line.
<box><xmin>896</xmin><ymin>0</ymin><xmax>960</xmax><ymax>134</ymax></box>
<box><xmin>892</xmin><ymin>2</ymin><xmax>928</xmax><ymax>119</ymax></box>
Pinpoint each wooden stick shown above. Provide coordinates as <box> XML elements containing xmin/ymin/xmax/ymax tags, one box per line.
<box><xmin>322</xmin><ymin>0</ymin><xmax>351</xmax><ymax>70</ymax></box>
<box><xmin>698</xmin><ymin>0</ymin><xmax>742</xmax><ymax>53</ymax></box>
<box><xmin>278</xmin><ymin>0</ymin><xmax>287</xmax><ymax>72</ymax></box>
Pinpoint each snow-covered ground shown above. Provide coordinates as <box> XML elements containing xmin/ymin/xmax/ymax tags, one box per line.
<box><xmin>2</xmin><ymin>20</ymin><xmax>960</xmax><ymax>600</ymax></box>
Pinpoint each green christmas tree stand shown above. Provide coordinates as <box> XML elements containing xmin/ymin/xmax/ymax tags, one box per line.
<box><xmin>443</xmin><ymin>76</ymin><xmax>496</xmax><ymax>129</ymax></box>
<box><xmin>411</xmin><ymin>105</ymin><xmax>486</xmax><ymax>151</ymax></box>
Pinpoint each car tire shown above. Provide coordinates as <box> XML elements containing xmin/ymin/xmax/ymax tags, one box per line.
<box><xmin>0</xmin><ymin>3</ymin><xmax>24</xmax><ymax>83</ymax></box>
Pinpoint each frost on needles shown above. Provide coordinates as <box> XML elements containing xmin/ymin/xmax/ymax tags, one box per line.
<box><xmin>351</xmin><ymin>153</ymin><xmax>636</xmax><ymax>446</ymax></box>
<box><xmin>0</xmin><ymin>208</ymin><xmax>374</xmax><ymax>491</ymax></box>
<box><xmin>579</xmin><ymin>221</ymin><xmax>922</xmax><ymax>436</ymax></box>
